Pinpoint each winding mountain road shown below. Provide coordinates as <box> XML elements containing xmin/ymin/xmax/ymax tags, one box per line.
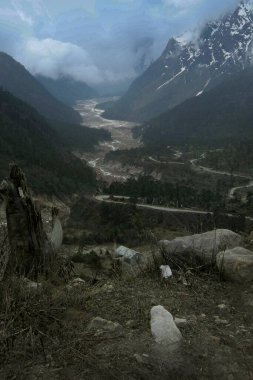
<box><xmin>190</xmin><ymin>156</ymin><xmax>253</xmax><ymax>199</ymax></box>
<box><xmin>95</xmin><ymin>195</ymin><xmax>212</xmax><ymax>216</ymax></box>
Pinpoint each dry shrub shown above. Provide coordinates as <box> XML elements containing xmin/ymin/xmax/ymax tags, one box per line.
<box><xmin>0</xmin><ymin>277</ymin><xmax>64</xmax><ymax>363</ymax></box>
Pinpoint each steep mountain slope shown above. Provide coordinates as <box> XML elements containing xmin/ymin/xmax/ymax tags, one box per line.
<box><xmin>0</xmin><ymin>52</ymin><xmax>81</xmax><ymax>124</ymax></box>
<box><xmin>0</xmin><ymin>89</ymin><xmax>95</xmax><ymax>194</ymax></box>
<box><xmin>104</xmin><ymin>0</ymin><xmax>253</xmax><ymax>121</ymax></box>
<box><xmin>140</xmin><ymin>68</ymin><xmax>253</xmax><ymax>147</ymax></box>
<box><xmin>37</xmin><ymin>76</ymin><xmax>98</xmax><ymax>106</ymax></box>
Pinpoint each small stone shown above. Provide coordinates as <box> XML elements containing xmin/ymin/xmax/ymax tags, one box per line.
<box><xmin>214</xmin><ymin>317</ymin><xmax>229</xmax><ymax>324</ymax></box>
<box><xmin>189</xmin><ymin>315</ymin><xmax>197</xmax><ymax>323</ymax></box>
<box><xmin>218</xmin><ymin>304</ymin><xmax>227</xmax><ymax>310</ymax></box>
<box><xmin>134</xmin><ymin>354</ymin><xmax>145</xmax><ymax>364</ymax></box>
<box><xmin>126</xmin><ymin>320</ymin><xmax>135</xmax><ymax>328</ymax></box>
<box><xmin>174</xmin><ymin>317</ymin><xmax>187</xmax><ymax>327</ymax></box>
<box><xmin>88</xmin><ymin>317</ymin><xmax>124</xmax><ymax>336</ymax></box>
<box><xmin>71</xmin><ymin>278</ymin><xmax>86</xmax><ymax>287</ymax></box>
<box><xmin>23</xmin><ymin>278</ymin><xmax>41</xmax><ymax>290</ymax></box>
<box><xmin>103</xmin><ymin>284</ymin><xmax>114</xmax><ymax>292</ymax></box>
<box><xmin>211</xmin><ymin>336</ymin><xmax>221</xmax><ymax>344</ymax></box>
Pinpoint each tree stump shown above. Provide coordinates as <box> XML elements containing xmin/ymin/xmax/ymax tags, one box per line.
<box><xmin>0</xmin><ymin>164</ymin><xmax>55</xmax><ymax>278</ymax></box>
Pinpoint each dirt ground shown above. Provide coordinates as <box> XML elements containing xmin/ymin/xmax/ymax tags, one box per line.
<box><xmin>1</xmin><ymin>259</ymin><xmax>252</xmax><ymax>380</ymax></box>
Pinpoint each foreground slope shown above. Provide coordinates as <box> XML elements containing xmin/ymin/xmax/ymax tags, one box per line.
<box><xmin>0</xmin><ymin>89</ymin><xmax>95</xmax><ymax>194</ymax></box>
<box><xmin>140</xmin><ymin>68</ymin><xmax>253</xmax><ymax>148</ymax></box>
<box><xmin>0</xmin><ymin>52</ymin><xmax>81</xmax><ymax>124</ymax></box>
<box><xmin>104</xmin><ymin>0</ymin><xmax>253</xmax><ymax>121</ymax></box>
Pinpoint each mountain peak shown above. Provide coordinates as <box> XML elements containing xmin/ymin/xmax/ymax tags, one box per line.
<box><xmin>104</xmin><ymin>0</ymin><xmax>253</xmax><ymax>122</ymax></box>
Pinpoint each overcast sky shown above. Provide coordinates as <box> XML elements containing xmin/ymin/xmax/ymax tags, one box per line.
<box><xmin>0</xmin><ymin>0</ymin><xmax>240</xmax><ymax>89</ymax></box>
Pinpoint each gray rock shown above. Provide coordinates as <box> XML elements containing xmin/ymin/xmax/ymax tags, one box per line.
<box><xmin>88</xmin><ymin>317</ymin><xmax>124</xmax><ymax>336</ymax></box>
<box><xmin>216</xmin><ymin>247</ymin><xmax>253</xmax><ymax>283</ymax></box>
<box><xmin>115</xmin><ymin>245</ymin><xmax>142</xmax><ymax>265</ymax></box>
<box><xmin>160</xmin><ymin>229</ymin><xmax>242</xmax><ymax>264</ymax></box>
<box><xmin>150</xmin><ymin>305</ymin><xmax>182</xmax><ymax>348</ymax></box>
<box><xmin>174</xmin><ymin>317</ymin><xmax>187</xmax><ymax>327</ymax></box>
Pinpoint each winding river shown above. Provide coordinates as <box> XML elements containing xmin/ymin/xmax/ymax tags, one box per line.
<box><xmin>74</xmin><ymin>98</ymin><xmax>141</xmax><ymax>182</ymax></box>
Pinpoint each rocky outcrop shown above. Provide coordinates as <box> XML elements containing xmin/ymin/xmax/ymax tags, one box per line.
<box><xmin>216</xmin><ymin>247</ymin><xmax>253</xmax><ymax>282</ymax></box>
<box><xmin>160</xmin><ymin>229</ymin><xmax>242</xmax><ymax>265</ymax></box>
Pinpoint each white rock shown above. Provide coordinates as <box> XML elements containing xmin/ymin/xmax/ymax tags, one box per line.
<box><xmin>160</xmin><ymin>265</ymin><xmax>172</xmax><ymax>279</ymax></box>
<box><xmin>150</xmin><ymin>306</ymin><xmax>182</xmax><ymax>348</ymax></box>
<box><xmin>160</xmin><ymin>229</ymin><xmax>242</xmax><ymax>264</ymax></box>
<box><xmin>216</xmin><ymin>247</ymin><xmax>253</xmax><ymax>283</ymax></box>
<box><xmin>115</xmin><ymin>246</ymin><xmax>142</xmax><ymax>264</ymax></box>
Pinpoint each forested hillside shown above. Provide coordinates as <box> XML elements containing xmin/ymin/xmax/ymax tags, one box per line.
<box><xmin>0</xmin><ymin>52</ymin><xmax>81</xmax><ymax>124</ymax></box>
<box><xmin>0</xmin><ymin>89</ymin><xmax>97</xmax><ymax>194</ymax></box>
<box><xmin>140</xmin><ymin>69</ymin><xmax>253</xmax><ymax>148</ymax></box>
<box><xmin>37</xmin><ymin>76</ymin><xmax>98</xmax><ymax>106</ymax></box>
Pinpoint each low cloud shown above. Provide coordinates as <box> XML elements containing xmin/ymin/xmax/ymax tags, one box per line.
<box><xmin>17</xmin><ymin>38</ymin><xmax>104</xmax><ymax>84</ymax></box>
<box><xmin>163</xmin><ymin>0</ymin><xmax>203</xmax><ymax>8</ymax></box>
<box><xmin>0</xmin><ymin>0</ymin><xmax>241</xmax><ymax>89</ymax></box>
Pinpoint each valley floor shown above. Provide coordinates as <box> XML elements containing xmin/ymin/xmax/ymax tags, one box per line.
<box><xmin>74</xmin><ymin>99</ymin><xmax>141</xmax><ymax>183</ymax></box>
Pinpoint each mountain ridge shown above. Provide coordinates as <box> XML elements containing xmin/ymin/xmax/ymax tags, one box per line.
<box><xmin>37</xmin><ymin>76</ymin><xmax>98</xmax><ymax>106</ymax></box>
<box><xmin>0</xmin><ymin>52</ymin><xmax>81</xmax><ymax>124</ymax></box>
<box><xmin>104</xmin><ymin>0</ymin><xmax>253</xmax><ymax>121</ymax></box>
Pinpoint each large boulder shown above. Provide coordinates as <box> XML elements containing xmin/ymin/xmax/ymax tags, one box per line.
<box><xmin>150</xmin><ymin>306</ymin><xmax>182</xmax><ymax>349</ymax></box>
<box><xmin>160</xmin><ymin>229</ymin><xmax>242</xmax><ymax>265</ymax></box>
<box><xmin>216</xmin><ymin>247</ymin><xmax>253</xmax><ymax>283</ymax></box>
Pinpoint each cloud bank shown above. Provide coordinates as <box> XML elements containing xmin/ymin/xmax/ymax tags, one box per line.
<box><xmin>0</xmin><ymin>0</ymin><xmax>240</xmax><ymax>90</ymax></box>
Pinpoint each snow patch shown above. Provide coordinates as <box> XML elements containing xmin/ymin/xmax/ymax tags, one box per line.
<box><xmin>196</xmin><ymin>79</ymin><xmax>210</xmax><ymax>97</ymax></box>
<box><xmin>157</xmin><ymin>67</ymin><xmax>186</xmax><ymax>91</ymax></box>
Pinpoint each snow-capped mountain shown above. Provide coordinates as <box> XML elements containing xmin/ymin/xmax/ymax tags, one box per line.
<box><xmin>104</xmin><ymin>0</ymin><xmax>253</xmax><ymax>122</ymax></box>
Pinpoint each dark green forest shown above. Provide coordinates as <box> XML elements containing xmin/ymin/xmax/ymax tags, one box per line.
<box><xmin>51</xmin><ymin>121</ymin><xmax>111</xmax><ymax>152</ymax></box>
<box><xmin>140</xmin><ymin>69</ymin><xmax>253</xmax><ymax>149</ymax></box>
<box><xmin>0</xmin><ymin>89</ymin><xmax>106</xmax><ymax>195</ymax></box>
<box><xmin>106</xmin><ymin>176</ymin><xmax>224</xmax><ymax>211</ymax></box>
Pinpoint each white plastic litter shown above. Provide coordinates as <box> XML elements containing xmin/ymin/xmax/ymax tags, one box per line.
<box><xmin>115</xmin><ymin>246</ymin><xmax>142</xmax><ymax>264</ymax></box>
<box><xmin>160</xmin><ymin>265</ymin><xmax>172</xmax><ymax>279</ymax></box>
